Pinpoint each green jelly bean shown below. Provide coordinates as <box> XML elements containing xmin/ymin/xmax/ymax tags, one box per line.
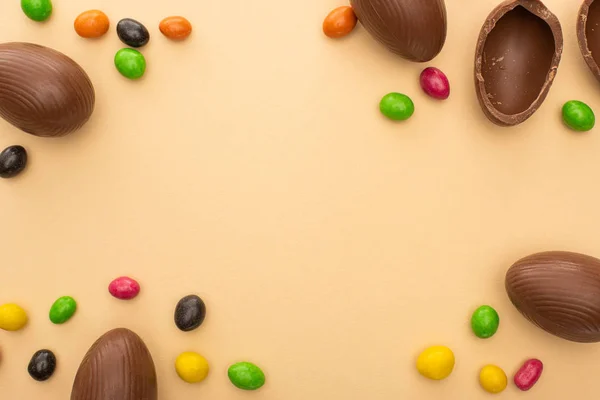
<box><xmin>49</xmin><ymin>296</ymin><xmax>77</xmax><ymax>324</ymax></box>
<box><xmin>562</xmin><ymin>100</ymin><xmax>595</xmax><ymax>132</ymax></box>
<box><xmin>379</xmin><ymin>92</ymin><xmax>414</xmax><ymax>121</ymax></box>
<box><xmin>228</xmin><ymin>362</ymin><xmax>266</xmax><ymax>390</ymax></box>
<box><xmin>21</xmin><ymin>0</ymin><xmax>52</xmax><ymax>22</ymax></box>
<box><xmin>114</xmin><ymin>48</ymin><xmax>146</xmax><ymax>80</ymax></box>
<box><xmin>471</xmin><ymin>305</ymin><xmax>499</xmax><ymax>339</ymax></box>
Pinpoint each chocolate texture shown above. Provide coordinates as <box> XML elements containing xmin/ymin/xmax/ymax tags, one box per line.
<box><xmin>577</xmin><ymin>0</ymin><xmax>600</xmax><ymax>83</ymax></box>
<box><xmin>474</xmin><ymin>0</ymin><xmax>563</xmax><ymax>126</ymax></box>
<box><xmin>0</xmin><ymin>42</ymin><xmax>95</xmax><ymax>137</ymax></box>
<box><xmin>71</xmin><ymin>328</ymin><xmax>157</xmax><ymax>400</ymax></box>
<box><xmin>506</xmin><ymin>251</ymin><xmax>600</xmax><ymax>343</ymax></box>
<box><xmin>350</xmin><ymin>0</ymin><xmax>447</xmax><ymax>62</ymax></box>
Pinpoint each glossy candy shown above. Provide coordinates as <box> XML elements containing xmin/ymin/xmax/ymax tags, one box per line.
<box><xmin>416</xmin><ymin>345</ymin><xmax>454</xmax><ymax>380</ymax></box>
<box><xmin>228</xmin><ymin>362</ymin><xmax>266</xmax><ymax>390</ymax></box>
<box><xmin>562</xmin><ymin>100</ymin><xmax>595</xmax><ymax>131</ymax></box>
<box><xmin>174</xmin><ymin>295</ymin><xmax>206</xmax><ymax>331</ymax></box>
<box><xmin>117</xmin><ymin>18</ymin><xmax>150</xmax><ymax>48</ymax></box>
<box><xmin>0</xmin><ymin>303</ymin><xmax>28</xmax><ymax>331</ymax></box>
<box><xmin>74</xmin><ymin>10</ymin><xmax>110</xmax><ymax>38</ymax></box>
<box><xmin>514</xmin><ymin>358</ymin><xmax>543</xmax><ymax>391</ymax></box>
<box><xmin>21</xmin><ymin>0</ymin><xmax>52</xmax><ymax>22</ymax></box>
<box><xmin>49</xmin><ymin>296</ymin><xmax>77</xmax><ymax>324</ymax></box>
<box><xmin>419</xmin><ymin>67</ymin><xmax>450</xmax><ymax>100</ymax></box>
<box><xmin>0</xmin><ymin>146</ymin><xmax>27</xmax><ymax>178</ymax></box>
<box><xmin>28</xmin><ymin>350</ymin><xmax>57</xmax><ymax>381</ymax></box>
<box><xmin>323</xmin><ymin>6</ymin><xmax>357</xmax><ymax>39</ymax></box>
<box><xmin>114</xmin><ymin>48</ymin><xmax>146</xmax><ymax>80</ymax></box>
<box><xmin>175</xmin><ymin>352</ymin><xmax>209</xmax><ymax>383</ymax></box>
<box><xmin>159</xmin><ymin>16</ymin><xmax>193</xmax><ymax>40</ymax></box>
<box><xmin>109</xmin><ymin>276</ymin><xmax>140</xmax><ymax>300</ymax></box>
<box><xmin>379</xmin><ymin>93</ymin><xmax>414</xmax><ymax>121</ymax></box>
<box><xmin>479</xmin><ymin>365</ymin><xmax>507</xmax><ymax>393</ymax></box>
<box><xmin>471</xmin><ymin>305</ymin><xmax>500</xmax><ymax>338</ymax></box>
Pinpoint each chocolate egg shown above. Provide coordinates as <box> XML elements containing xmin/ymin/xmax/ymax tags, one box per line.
<box><xmin>506</xmin><ymin>251</ymin><xmax>600</xmax><ymax>343</ymax></box>
<box><xmin>577</xmin><ymin>0</ymin><xmax>600</xmax><ymax>83</ymax></box>
<box><xmin>350</xmin><ymin>0</ymin><xmax>447</xmax><ymax>62</ymax></box>
<box><xmin>474</xmin><ymin>0</ymin><xmax>563</xmax><ymax>126</ymax></box>
<box><xmin>71</xmin><ymin>328</ymin><xmax>157</xmax><ymax>400</ymax></box>
<box><xmin>0</xmin><ymin>42</ymin><xmax>95</xmax><ymax>137</ymax></box>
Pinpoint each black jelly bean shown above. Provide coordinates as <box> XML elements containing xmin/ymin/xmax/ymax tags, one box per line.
<box><xmin>0</xmin><ymin>145</ymin><xmax>27</xmax><ymax>178</ymax></box>
<box><xmin>116</xmin><ymin>18</ymin><xmax>150</xmax><ymax>48</ymax></box>
<box><xmin>28</xmin><ymin>349</ymin><xmax>56</xmax><ymax>381</ymax></box>
<box><xmin>174</xmin><ymin>294</ymin><xmax>206</xmax><ymax>332</ymax></box>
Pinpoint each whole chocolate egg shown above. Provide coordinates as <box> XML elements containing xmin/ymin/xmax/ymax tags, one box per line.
<box><xmin>506</xmin><ymin>251</ymin><xmax>600</xmax><ymax>343</ymax></box>
<box><xmin>350</xmin><ymin>0</ymin><xmax>447</xmax><ymax>62</ymax></box>
<box><xmin>71</xmin><ymin>328</ymin><xmax>157</xmax><ymax>400</ymax></box>
<box><xmin>0</xmin><ymin>42</ymin><xmax>95</xmax><ymax>137</ymax></box>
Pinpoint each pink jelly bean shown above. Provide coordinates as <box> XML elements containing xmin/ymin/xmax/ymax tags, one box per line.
<box><xmin>514</xmin><ymin>358</ymin><xmax>543</xmax><ymax>391</ymax></box>
<box><xmin>108</xmin><ymin>276</ymin><xmax>140</xmax><ymax>300</ymax></box>
<box><xmin>419</xmin><ymin>67</ymin><xmax>450</xmax><ymax>100</ymax></box>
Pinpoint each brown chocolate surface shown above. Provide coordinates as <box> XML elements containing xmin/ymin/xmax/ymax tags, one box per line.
<box><xmin>0</xmin><ymin>42</ymin><xmax>95</xmax><ymax>137</ymax></box>
<box><xmin>350</xmin><ymin>0</ymin><xmax>446</xmax><ymax>62</ymax></box>
<box><xmin>578</xmin><ymin>0</ymin><xmax>600</xmax><ymax>83</ymax></box>
<box><xmin>506</xmin><ymin>251</ymin><xmax>600</xmax><ymax>343</ymax></box>
<box><xmin>70</xmin><ymin>328</ymin><xmax>157</xmax><ymax>400</ymax></box>
<box><xmin>474</xmin><ymin>0</ymin><xmax>562</xmax><ymax>126</ymax></box>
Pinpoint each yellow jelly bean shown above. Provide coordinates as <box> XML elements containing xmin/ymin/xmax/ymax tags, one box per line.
<box><xmin>416</xmin><ymin>345</ymin><xmax>455</xmax><ymax>380</ymax></box>
<box><xmin>175</xmin><ymin>351</ymin><xmax>210</xmax><ymax>383</ymax></box>
<box><xmin>0</xmin><ymin>303</ymin><xmax>28</xmax><ymax>331</ymax></box>
<box><xmin>479</xmin><ymin>364</ymin><xmax>507</xmax><ymax>394</ymax></box>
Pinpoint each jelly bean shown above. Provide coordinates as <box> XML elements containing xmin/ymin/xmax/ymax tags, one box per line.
<box><xmin>49</xmin><ymin>296</ymin><xmax>77</xmax><ymax>324</ymax></box>
<box><xmin>114</xmin><ymin>48</ymin><xmax>146</xmax><ymax>80</ymax></box>
<box><xmin>323</xmin><ymin>6</ymin><xmax>357</xmax><ymax>39</ymax></box>
<box><xmin>21</xmin><ymin>0</ymin><xmax>52</xmax><ymax>22</ymax></box>
<box><xmin>159</xmin><ymin>16</ymin><xmax>193</xmax><ymax>40</ymax></box>
<box><xmin>514</xmin><ymin>358</ymin><xmax>543</xmax><ymax>391</ymax></box>
<box><xmin>109</xmin><ymin>276</ymin><xmax>140</xmax><ymax>300</ymax></box>
<box><xmin>563</xmin><ymin>100</ymin><xmax>595</xmax><ymax>131</ymax></box>
<box><xmin>380</xmin><ymin>93</ymin><xmax>414</xmax><ymax>121</ymax></box>
<box><xmin>471</xmin><ymin>305</ymin><xmax>500</xmax><ymax>339</ymax></box>
<box><xmin>416</xmin><ymin>345</ymin><xmax>455</xmax><ymax>380</ymax></box>
<box><xmin>420</xmin><ymin>67</ymin><xmax>450</xmax><ymax>100</ymax></box>
<box><xmin>0</xmin><ymin>303</ymin><xmax>28</xmax><ymax>331</ymax></box>
<box><xmin>228</xmin><ymin>361</ymin><xmax>266</xmax><ymax>390</ymax></box>
<box><xmin>175</xmin><ymin>352</ymin><xmax>209</xmax><ymax>383</ymax></box>
<box><xmin>74</xmin><ymin>10</ymin><xmax>110</xmax><ymax>38</ymax></box>
<box><xmin>117</xmin><ymin>18</ymin><xmax>150</xmax><ymax>48</ymax></box>
<box><xmin>0</xmin><ymin>145</ymin><xmax>27</xmax><ymax>178</ymax></box>
<box><xmin>28</xmin><ymin>349</ymin><xmax>56</xmax><ymax>381</ymax></box>
<box><xmin>479</xmin><ymin>364</ymin><xmax>507</xmax><ymax>394</ymax></box>
<box><xmin>174</xmin><ymin>295</ymin><xmax>206</xmax><ymax>332</ymax></box>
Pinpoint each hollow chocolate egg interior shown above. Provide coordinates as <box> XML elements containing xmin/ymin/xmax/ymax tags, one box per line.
<box><xmin>578</xmin><ymin>0</ymin><xmax>600</xmax><ymax>82</ymax></box>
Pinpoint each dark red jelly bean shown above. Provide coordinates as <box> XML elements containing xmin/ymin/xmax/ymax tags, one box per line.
<box><xmin>108</xmin><ymin>276</ymin><xmax>140</xmax><ymax>300</ymax></box>
<box><xmin>419</xmin><ymin>67</ymin><xmax>450</xmax><ymax>100</ymax></box>
<box><xmin>514</xmin><ymin>358</ymin><xmax>543</xmax><ymax>391</ymax></box>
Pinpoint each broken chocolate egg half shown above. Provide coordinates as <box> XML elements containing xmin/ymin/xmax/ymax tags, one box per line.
<box><xmin>506</xmin><ymin>251</ymin><xmax>600</xmax><ymax>343</ymax></box>
<box><xmin>71</xmin><ymin>328</ymin><xmax>157</xmax><ymax>400</ymax></box>
<box><xmin>577</xmin><ymin>0</ymin><xmax>600</xmax><ymax>83</ymax></box>
<box><xmin>474</xmin><ymin>0</ymin><xmax>563</xmax><ymax>126</ymax></box>
<box><xmin>350</xmin><ymin>0</ymin><xmax>447</xmax><ymax>62</ymax></box>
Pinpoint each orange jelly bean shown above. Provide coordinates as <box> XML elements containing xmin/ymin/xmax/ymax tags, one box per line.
<box><xmin>74</xmin><ymin>10</ymin><xmax>110</xmax><ymax>38</ymax></box>
<box><xmin>323</xmin><ymin>6</ymin><xmax>357</xmax><ymax>39</ymax></box>
<box><xmin>159</xmin><ymin>16</ymin><xmax>192</xmax><ymax>40</ymax></box>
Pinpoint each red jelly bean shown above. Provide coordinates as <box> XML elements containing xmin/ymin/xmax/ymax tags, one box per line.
<box><xmin>108</xmin><ymin>276</ymin><xmax>140</xmax><ymax>300</ymax></box>
<box><xmin>419</xmin><ymin>67</ymin><xmax>450</xmax><ymax>100</ymax></box>
<box><xmin>514</xmin><ymin>358</ymin><xmax>543</xmax><ymax>391</ymax></box>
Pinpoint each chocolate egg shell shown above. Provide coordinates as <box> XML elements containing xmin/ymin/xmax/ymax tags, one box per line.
<box><xmin>70</xmin><ymin>328</ymin><xmax>157</xmax><ymax>400</ymax></box>
<box><xmin>0</xmin><ymin>42</ymin><xmax>95</xmax><ymax>137</ymax></box>
<box><xmin>577</xmin><ymin>0</ymin><xmax>600</xmax><ymax>83</ymax></box>
<box><xmin>350</xmin><ymin>0</ymin><xmax>447</xmax><ymax>62</ymax></box>
<box><xmin>474</xmin><ymin>0</ymin><xmax>563</xmax><ymax>126</ymax></box>
<box><xmin>506</xmin><ymin>251</ymin><xmax>600</xmax><ymax>343</ymax></box>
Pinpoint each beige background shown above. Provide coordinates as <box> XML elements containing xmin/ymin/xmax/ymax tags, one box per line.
<box><xmin>0</xmin><ymin>0</ymin><xmax>599</xmax><ymax>398</ymax></box>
